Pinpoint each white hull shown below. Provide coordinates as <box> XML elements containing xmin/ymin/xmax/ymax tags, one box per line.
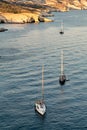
<box><xmin>35</xmin><ymin>101</ymin><xmax>46</xmax><ymax>115</ymax></box>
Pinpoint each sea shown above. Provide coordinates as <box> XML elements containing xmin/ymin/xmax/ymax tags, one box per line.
<box><xmin>0</xmin><ymin>10</ymin><xmax>87</xmax><ymax>130</ymax></box>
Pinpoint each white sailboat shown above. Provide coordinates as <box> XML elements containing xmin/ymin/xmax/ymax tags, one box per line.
<box><xmin>59</xmin><ymin>50</ymin><xmax>66</xmax><ymax>85</ymax></box>
<box><xmin>35</xmin><ymin>65</ymin><xmax>46</xmax><ymax>116</ymax></box>
<box><xmin>59</xmin><ymin>21</ymin><xmax>64</xmax><ymax>34</ymax></box>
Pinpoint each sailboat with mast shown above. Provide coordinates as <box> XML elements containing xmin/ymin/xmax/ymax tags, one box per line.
<box><xmin>59</xmin><ymin>50</ymin><xmax>66</xmax><ymax>85</ymax></box>
<box><xmin>35</xmin><ymin>65</ymin><xmax>46</xmax><ymax>116</ymax></box>
<box><xmin>59</xmin><ymin>21</ymin><xmax>64</xmax><ymax>34</ymax></box>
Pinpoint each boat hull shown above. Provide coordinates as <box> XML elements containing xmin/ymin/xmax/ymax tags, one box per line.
<box><xmin>0</xmin><ymin>28</ymin><xmax>8</xmax><ymax>32</ymax></box>
<box><xmin>35</xmin><ymin>101</ymin><xmax>46</xmax><ymax>116</ymax></box>
<box><xmin>59</xmin><ymin>31</ymin><xmax>64</xmax><ymax>34</ymax></box>
<box><xmin>59</xmin><ymin>75</ymin><xmax>66</xmax><ymax>85</ymax></box>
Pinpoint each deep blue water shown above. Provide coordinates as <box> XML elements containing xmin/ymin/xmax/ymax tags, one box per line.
<box><xmin>0</xmin><ymin>10</ymin><xmax>87</xmax><ymax>130</ymax></box>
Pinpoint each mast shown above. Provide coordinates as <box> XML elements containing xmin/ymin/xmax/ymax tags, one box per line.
<box><xmin>61</xmin><ymin>21</ymin><xmax>64</xmax><ymax>32</ymax></box>
<box><xmin>61</xmin><ymin>50</ymin><xmax>64</xmax><ymax>76</ymax></box>
<box><xmin>42</xmin><ymin>65</ymin><xmax>44</xmax><ymax>101</ymax></box>
<box><xmin>60</xmin><ymin>20</ymin><xmax>64</xmax><ymax>34</ymax></box>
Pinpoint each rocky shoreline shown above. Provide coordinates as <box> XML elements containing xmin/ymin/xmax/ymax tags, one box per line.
<box><xmin>0</xmin><ymin>12</ymin><xmax>53</xmax><ymax>24</ymax></box>
<box><xmin>0</xmin><ymin>0</ymin><xmax>87</xmax><ymax>24</ymax></box>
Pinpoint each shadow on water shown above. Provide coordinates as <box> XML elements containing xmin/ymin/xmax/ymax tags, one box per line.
<box><xmin>59</xmin><ymin>85</ymin><xmax>65</xmax><ymax>94</ymax></box>
<box><xmin>0</xmin><ymin>48</ymin><xmax>20</xmax><ymax>55</ymax></box>
<box><xmin>0</xmin><ymin>48</ymin><xmax>21</xmax><ymax>62</ymax></box>
<box><xmin>0</xmin><ymin>48</ymin><xmax>30</xmax><ymax>63</ymax></box>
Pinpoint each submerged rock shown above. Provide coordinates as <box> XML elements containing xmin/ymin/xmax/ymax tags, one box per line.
<box><xmin>38</xmin><ymin>16</ymin><xmax>44</xmax><ymax>22</ymax></box>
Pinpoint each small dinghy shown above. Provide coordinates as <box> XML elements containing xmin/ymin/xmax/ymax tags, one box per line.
<box><xmin>0</xmin><ymin>28</ymin><xmax>8</xmax><ymax>32</ymax></box>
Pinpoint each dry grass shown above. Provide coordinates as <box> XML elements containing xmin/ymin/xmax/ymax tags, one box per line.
<box><xmin>0</xmin><ymin>1</ymin><xmax>28</xmax><ymax>13</ymax></box>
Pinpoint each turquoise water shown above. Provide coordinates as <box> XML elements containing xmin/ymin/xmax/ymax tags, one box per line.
<box><xmin>0</xmin><ymin>10</ymin><xmax>87</xmax><ymax>130</ymax></box>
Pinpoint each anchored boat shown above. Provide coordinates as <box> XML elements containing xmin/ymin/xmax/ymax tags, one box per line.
<box><xmin>59</xmin><ymin>21</ymin><xmax>64</xmax><ymax>34</ymax></box>
<box><xmin>35</xmin><ymin>65</ymin><xmax>46</xmax><ymax>116</ymax></box>
<box><xmin>59</xmin><ymin>50</ymin><xmax>66</xmax><ymax>85</ymax></box>
<box><xmin>0</xmin><ymin>28</ymin><xmax>8</xmax><ymax>32</ymax></box>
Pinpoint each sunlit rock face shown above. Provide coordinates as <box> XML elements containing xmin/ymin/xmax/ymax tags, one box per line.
<box><xmin>45</xmin><ymin>0</ymin><xmax>58</xmax><ymax>5</ymax></box>
<box><xmin>3</xmin><ymin>0</ymin><xmax>87</xmax><ymax>11</ymax></box>
<box><xmin>45</xmin><ymin>0</ymin><xmax>87</xmax><ymax>10</ymax></box>
<box><xmin>0</xmin><ymin>12</ymin><xmax>53</xmax><ymax>24</ymax></box>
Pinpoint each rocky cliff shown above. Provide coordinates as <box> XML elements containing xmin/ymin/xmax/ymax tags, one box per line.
<box><xmin>45</xmin><ymin>0</ymin><xmax>87</xmax><ymax>11</ymax></box>
<box><xmin>4</xmin><ymin>0</ymin><xmax>87</xmax><ymax>11</ymax></box>
<box><xmin>0</xmin><ymin>1</ymin><xmax>53</xmax><ymax>23</ymax></box>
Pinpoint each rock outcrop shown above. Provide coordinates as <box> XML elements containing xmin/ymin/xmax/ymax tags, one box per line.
<box><xmin>8</xmin><ymin>0</ymin><xmax>87</xmax><ymax>11</ymax></box>
<box><xmin>0</xmin><ymin>1</ymin><xmax>53</xmax><ymax>24</ymax></box>
<box><xmin>45</xmin><ymin>0</ymin><xmax>86</xmax><ymax>11</ymax></box>
<box><xmin>0</xmin><ymin>12</ymin><xmax>53</xmax><ymax>24</ymax></box>
<box><xmin>45</xmin><ymin>0</ymin><xmax>87</xmax><ymax>11</ymax></box>
<box><xmin>3</xmin><ymin>0</ymin><xmax>87</xmax><ymax>11</ymax></box>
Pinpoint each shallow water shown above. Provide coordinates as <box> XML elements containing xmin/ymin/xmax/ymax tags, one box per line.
<box><xmin>0</xmin><ymin>10</ymin><xmax>87</xmax><ymax>130</ymax></box>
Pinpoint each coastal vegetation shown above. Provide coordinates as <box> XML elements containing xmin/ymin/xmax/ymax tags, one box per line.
<box><xmin>0</xmin><ymin>1</ymin><xmax>22</xmax><ymax>13</ymax></box>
